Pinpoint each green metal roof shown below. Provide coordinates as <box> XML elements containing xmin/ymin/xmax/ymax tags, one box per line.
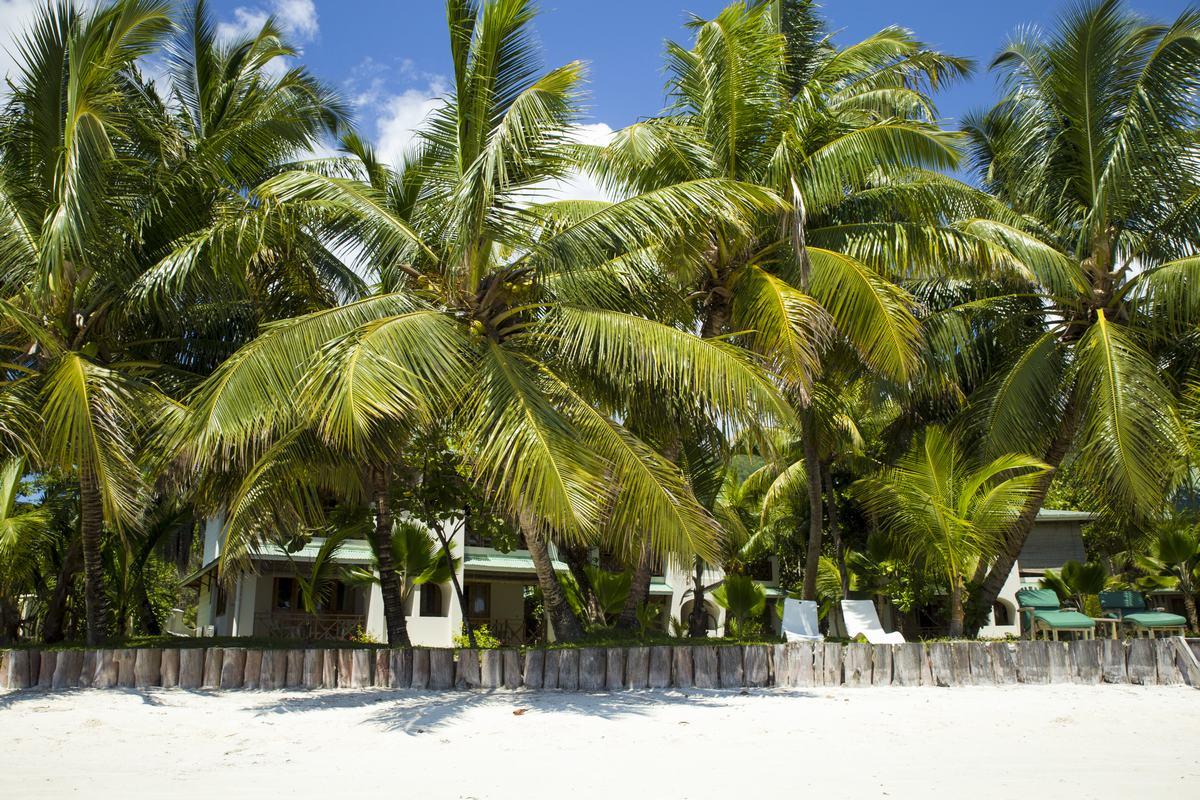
<box><xmin>1035</xmin><ymin>508</ymin><xmax>1097</xmax><ymax>522</ymax></box>
<box><xmin>463</xmin><ymin>547</ymin><xmax>568</xmax><ymax>575</ymax></box>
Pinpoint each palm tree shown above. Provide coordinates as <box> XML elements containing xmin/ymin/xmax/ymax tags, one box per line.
<box><xmin>0</xmin><ymin>1</ymin><xmax>350</xmax><ymax>644</ymax></box>
<box><xmin>178</xmin><ymin>0</ymin><xmax>789</xmax><ymax>643</ymax></box>
<box><xmin>856</xmin><ymin>426</ymin><xmax>1048</xmax><ymax>636</ymax></box>
<box><xmin>585</xmin><ymin>1</ymin><xmax>1025</xmax><ymax>605</ymax></box>
<box><xmin>1140</xmin><ymin>520</ymin><xmax>1200</xmax><ymax>632</ymax></box>
<box><xmin>346</xmin><ymin>520</ymin><xmax>462</xmax><ymax>616</ymax></box>
<box><xmin>1040</xmin><ymin>560</ymin><xmax>1109</xmax><ymax>614</ymax></box>
<box><xmin>961</xmin><ymin>0</ymin><xmax>1200</xmax><ymax>630</ymax></box>
<box><xmin>0</xmin><ymin>458</ymin><xmax>51</xmax><ymax>642</ymax></box>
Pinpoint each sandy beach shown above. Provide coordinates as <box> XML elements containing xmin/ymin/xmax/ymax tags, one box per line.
<box><xmin>1</xmin><ymin>685</ymin><xmax>1196</xmax><ymax>798</ymax></box>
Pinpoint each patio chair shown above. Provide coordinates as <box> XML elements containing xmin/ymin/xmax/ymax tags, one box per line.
<box><xmin>841</xmin><ymin>599</ymin><xmax>905</xmax><ymax>644</ymax></box>
<box><xmin>1015</xmin><ymin>588</ymin><xmax>1096</xmax><ymax>641</ymax></box>
<box><xmin>1099</xmin><ymin>591</ymin><xmax>1188</xmax><ymax>639</ymax></box>
<box><xmin>781</xmin><ymin>598</ymin><xmax>824</xmax><ymax>642</ymax></box>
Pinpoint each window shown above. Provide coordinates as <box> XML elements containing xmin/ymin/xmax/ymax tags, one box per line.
<box><xmin>275</xmin><ymin>577</ymin><xmax>297</xmax><ymax>610</ymax></box>
<box><xmin>420</xmin><ymin>583</ymin><xmax>446</xmax><ymax>617</ymax></box>
<box><xmin>992</xmin><ymin>601</ymin><xmax>1012</xmax><ymax>626</ymax></box>
<box><xmin>466</xmin><ymin>583</ymin><xmax>491</xmax><ymax>618</ymax></box>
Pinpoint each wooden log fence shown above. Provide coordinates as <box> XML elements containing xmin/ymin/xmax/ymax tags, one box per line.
<box><xmin>2</xmin><ymin>639</ymin><xmax>1196</xmax><ymax>693</ymax></box>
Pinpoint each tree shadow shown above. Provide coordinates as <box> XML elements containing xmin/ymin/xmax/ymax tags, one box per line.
<box><xmin>248</xmin><ymin>687</ymin><xmax>818</xmax><ymax>735</ymax></box>
<box><xmin>0</xmin><ymin>686</ymin><xmax>174</xmax><ymax>709</ymax></box>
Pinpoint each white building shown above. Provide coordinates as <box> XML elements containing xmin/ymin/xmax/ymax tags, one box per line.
<box><xmin>188</xmin><ymin>516</ymin><xmax>783</xmax><ymax>646</ymax></box>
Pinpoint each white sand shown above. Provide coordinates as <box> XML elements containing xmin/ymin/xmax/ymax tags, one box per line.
<box><xmin>1</xmin><ymin>685</ymin><xmax>1197</xmax><ymax>798</ymax></box>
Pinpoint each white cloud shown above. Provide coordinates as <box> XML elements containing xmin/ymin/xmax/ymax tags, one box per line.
<box><xmin>536</xmin><ymin>123</ymin><xmax>616</xmax><ymax>204</ymax></box>
<box><xmin>0</xmin><ymin>0</ymin><xmax>53</xmax><ymax>87</ymax></box>
<box><xmin>373</xmin><ymin>78</ymin><xmax>448</xmax><ymax>167</ymax></box>
<box><xmin>218</xmin><ymin>0</ymin><xmax>318</xmax><ymax>43</ymax></box>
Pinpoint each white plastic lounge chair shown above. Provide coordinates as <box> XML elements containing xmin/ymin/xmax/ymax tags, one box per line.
<box><xmin>841</xmin><ymin>599</ymin><xmax>905</xmax><ymax>644</ymax></box>
<box><xmin>782</xmin><ymin>598</ymin><xmax>824</xmax><ymax>642</ymax></box>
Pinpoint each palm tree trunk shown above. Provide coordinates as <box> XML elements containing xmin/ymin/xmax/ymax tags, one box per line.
<box><xmin>79</xmin><ymin>467</ymin><xmax>109</xmax><ymax>645</ymax></box>
<box><xmin>616</xmin><ymin>542</ymin><xmax>653</xmax><ymax>631</ymax></box>
<box><xmin>688</xmin><ymin>557</ymin><xmax>708</xmax><ymax>636</ymax></box>
<box><xmin>1181</xmin><ymin>582</ymin><xmax>1199</xmax><ymax>633</ymax></box>
<box><xmin>823</xmin><ymin>467</ymin><xmax>849</xmax><ymax>597</ymax></box>
<box><xmin>42</xmin><ymin>534</ymin><xmax>81</xmax><ymax>643</ymax></box>
<box><xmin>368</xmin><ymin>468</ymin><xmax>411</xmax><ymax>647</ymax></box>
<box><xmin>560</xmin><ymin>543</ymin><xmax>604</xmax><ymax>625</ymax></box>
<box><xmin>800</xmin><ymin>408</ymin><xmax>824</xmax><ymax>600</ymax></box>
<box><xmin>948</xmin><ymin>577</ymin><xmax>965</xmax><ymax>638</ymax></box>
<box><xmin>521</xmin><ymin>514</ymin><xmax>584</xmax><ymax>642</ymax></box>
<box><xmin>967</xmin><ymin>399</ymin><xmax>1079</xmax><ymax>636</ymax></box>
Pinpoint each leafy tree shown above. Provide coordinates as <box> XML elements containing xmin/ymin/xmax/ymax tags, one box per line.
<box><xmin>856</xmin><ymin>426</ymin><xmax>1048</xmax><ymax>636</ymax></box>
<box><xmin>712</xmin><ymin>573</ymin><xmax>767</xmax><ymax>638</ymax></box>
<box><xmin>180</xmin><ymin>0</ymin><xmax>787</xmax><ymax>643</ymax></box>
<box><xmin>0</xmin><ymin>458</ymin><xmax>51</xmax><ymax>642</ymax></box>
<box><xmin>961</xmin><ymin>0</ymin><xmax>1200</xmax><ymax>631</ymax></box>
<box><xmin>1139</xmin><ymin>520</ymin><xmax>1200</xmax><ymax>631</ymax></box>
<box><xmin>1040</xmin><ymin>560</ymin><xmax>1109</xmax><ymax>615</ymax></box>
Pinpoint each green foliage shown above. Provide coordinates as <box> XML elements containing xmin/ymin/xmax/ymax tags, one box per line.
<box><xmin>712</xmin><ymin>574</ymin><xmax>767</xmax><ymax>638</ymax></box>
<box><xmin>454</xmin><ymin>623</ymin><xmax>502</xmax><ymax>649</ymax></box>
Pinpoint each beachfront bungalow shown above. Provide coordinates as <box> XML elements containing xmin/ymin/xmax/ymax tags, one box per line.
<box><xmin>187</xmin><ymin>516</ymin><xmax>783</xmax><ymax>645</ymax></box>
<box><xmin>977</xmin><ymin>509</ymin><xmax>1095</xmax><ymax>637</ymax></box>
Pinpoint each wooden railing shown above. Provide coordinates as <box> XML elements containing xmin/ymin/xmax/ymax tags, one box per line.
<box><xmin>255</xmin><ymin>611</ymin><xmax>365</xmax><ymax>641</ymax></box>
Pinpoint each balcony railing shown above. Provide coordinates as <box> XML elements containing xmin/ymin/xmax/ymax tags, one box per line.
<box><xmin>255</xmin><ymin>610</ymin><xmax>365</xmax><ymax>641</ymax></box>
<box><xmin>468</xmin><ymin>616</ymin><xmax>529</xmax><ymax>645</ymax></box>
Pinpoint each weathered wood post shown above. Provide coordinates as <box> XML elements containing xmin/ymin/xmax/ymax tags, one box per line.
<box><xmin>135</xmin><ymin>648</ymin><xmax>162</xmax><ymax>688</ymax></box>
<box><xmin>1126</xmin><ymin>639</ymin><xmax>1157</xmax><ymax>685</ymax></box>
<box><xmin>604</xmin><ymin>648</ymin><xmax>625</xmax><ymax>691</ymax></box>
<box><xmin>671</xmin><ymin>645</ymin><xmax>693</xmax><ymax>688</ymax></box>
<box><xmin>77</xmin><ymin>650</ymin><xmax>96</xmax><ymax>689</ymax></box>
<box><xmin>502</xmin><ymin>649</ymin><xmax>522</xmax><ymax>689</ymax></box>
<box><xmin>201</xmin><ymin>647</ymin><xmax>222</xmax><ymax>689</ymax></box>
<box><xmin>411</xmin><ymin>648</ymin><xmax>430</xmax><ymax>689</ymax></box>
<box><xmin>557</xmin><ymin>648</ymin><xmax>580</xmax><ymax>691</ymax></box>
<box><xmin>455</xmin><ymin>649</ymin><xmax>481</xmax><ymax>690</ymax></box>
<box><xmin>96</xmin><ymin>649</ymin><xmax>119</xmax><ymax>689</ymax></box>
<box><xmin>648</xmin><ymin>646</ymin><xmax>672</xmax><ymax>689</ymax></box>
<box><xmin>1100</xmin><ymin>639</ymin><xmax>1127</xmax><ymax>684</ymax></box>
<box><xmin>718</xmin><ymin>646</ymin><xmax>744</xmax><ymax>689</ymax></box>
<box><xmin>336</xmin><ymin>649</ymin><xmax>353</xmax><ymax>689</ymax></box>
<box><xmin>1068</xmin><ymin>640</ymin><xmax>1102</xmax><ymax>685</ymax></box>
<box><xmin>389</xmin><ymin>649</ymin><xmax>412</xmax><ymax>689</ymax></box>
<box><xmin>891</xmin><ymin>643</ymin><xmax>927</xmax><ymax>687</ymax></box>
<box><xmin>693</xmin><ymin>645</ymin><xmax>718</xmax><ymax>689</ymax></box>
<box><xmin>625</xmin><ymin>646</ymin><xmax>649</xmax><ymax>690</ymax></box>
<box><xmin>843</xmin><ymin>643</ymin><xmax>872</xmax><ymax>687</ymax></box>
<box><xmin>7</xmin><ymin>649</ymin><xmax>33</xmax><ymax>689</ymax></box>
<box><xmin>871</xmin><ymin>645</ymin><xmax>893</xmax><ymax>687</ymax></box>
<box><xmin>480</xmin><ymin>649</ymin><xmax>504</xmax><ymax>689</ymax></box>
<box><xmin>743</xmin><ymin>645</ymin><xmax>769</xmax><ymax>688</ymax></box>
<box><xmin>241</xmin><ymin>649</ymin><xmax>263</xmax><ymax>690</ymax></box>
<box><xmin>52</xmin><ymin>649</ymin><xmax>83</xmax><ymax>689</ymax></box>
<box><xmin>1154</xmin><ymin>640</ymin><xmax>1181</xmax><ymax>686</ymax></box>
<box><xmin>1046</xmin><ymin>641</ymin><xmax>1072</xmax><ymax>683</ymax></box>
<box><xmin>115</xmin><ymin>649</ymin><xmax>137</xmax><ymax>688</ymax></box>
<box><xmin>289</xmin><ymin>650</ymin><xmax>306</xmax><ymax>689</ymax></box>
<box><xmin>521</xmin><ymin>648</ymin><xmax>544</xmax><ymax>690</ymax></box>
<box><xmin>303</xmin><ymin>649</ymin><xmax>323</xmax><ymax>689</ymax></box>
<box><xmin>220</xmin><ymin>648</ymin><xmax>246</xmax><ymax>689</ymax></box>
<box><xmin>579</xmin><ymin>648</ymin><xmax>605</xmax><ymax>691</ymax></box>
<box><xmin>160</xmin><ymin>649</ymin><xmax>180</xmax><ymax>689</ymax></box>
<box><xmin>322</xmin><ymin>648</ymin><xmax>339</xmax><ymax>688</ymax></box>
<box><xmin>988</xmin><ymin>642</ymin><xmax>1018</xmax><ymax>685</ymax></box>
<box><xmin>372</xmin><ymin>652</ymin><xmax>391</xmax><ymax>690</ymax></box>
<box><xmin>37</xmin><ymin>650</ymin><xmax>56</xmax><ymax>689</ymax></box>
<box><xmin>541</xmin><ymin>649</ymin><xmax>560</xmax><ymax>690</ymax></box>
<box><xmin>179</xmin><ymin>648</ymin><xmax>204</xmax><ymax>689</ymax></box>
<box><xmin>429</xmin><ymin>649</ymin><xmax>454</xmax><ymax>690</ymax></box>
<box><xmin>350</xmin><ymin>649</ymin><xmax>373</xmax><ymax>689</ymax></box>
<box><xmin>819</xmin><ymin>643</ymin><xmax>843</xmax><ymax>686</ymax></box>
<box><xmin>1017</xmin><ymin>640</ymin><xmax>1051</xmax><ymax>684</ymax></box>
<box><xmin>786</xmin><ymin>642</ymin><xmax>815</xmax><ymax>687</ymax></box>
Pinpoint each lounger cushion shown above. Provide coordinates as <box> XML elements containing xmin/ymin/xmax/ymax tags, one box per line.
<box><xmin>1015</xmin><ymin>588</ymin><xmax>1063</xmax><ymax>610</ymax></box>
<box><xmin>1032</xmin><ymin>610</ymin><xmax>1095</xmax><ymax>629</ymax></box>
<box><xmin>1099</xmin><ymin>590</ymin><xmax>1147</xmax><ymax>613</ymax></box>
<box><xmin>1119</xmin><ymin>611</ymin><xmax>1187</xmax><ymax>629</ymax></box>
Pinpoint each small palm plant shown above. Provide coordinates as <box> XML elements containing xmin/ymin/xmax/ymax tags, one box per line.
<box><xmin>712</xmin><ymin>574</ymin><xmax>767</xmax><ymax>639</ymax></box>
<box><xmin>1040</xmin><ymin>560</ymin><xmax>1108</xmax><ymax>615</ymax></box>
<box><xmin>1137</xmin><ymin>520</ymin><xmax>1200</xmax><ymax>632</ymax></box>
<box><xmin>856</xmin><ymin>427</ymin><xmax>1049</xmax><ymax>636</ymax></box>
<box><xmin>0</xmin><ymin>458</ymin><xmax>50</xmax><ymax>642</ymax></box>
<box><xmin>346</xmin><ymin>521</ymin><xmax>461</xmax><ymax>613</ymax></box>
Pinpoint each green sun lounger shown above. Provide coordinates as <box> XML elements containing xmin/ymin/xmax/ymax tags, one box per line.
<box><xmin>1016</xmin><ymin>588</ymin><xmax>1097</xmax><ymax>641</ymax></box>
<box><xmin>1099</xmin><ymin>591</ymin><xmax>1188</xmax><ymax>638</ymax></box>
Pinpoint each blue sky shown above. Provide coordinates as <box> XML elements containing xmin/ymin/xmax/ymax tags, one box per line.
<box><xmin>188</xmin><ymin>0</ymin><xmax>1189</xmax><ymax>133</ymax></box>
<box><xmin>0</xmin><ymin>0</ymin><xmax>1191</xmax><ymax>167</ymax></box>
